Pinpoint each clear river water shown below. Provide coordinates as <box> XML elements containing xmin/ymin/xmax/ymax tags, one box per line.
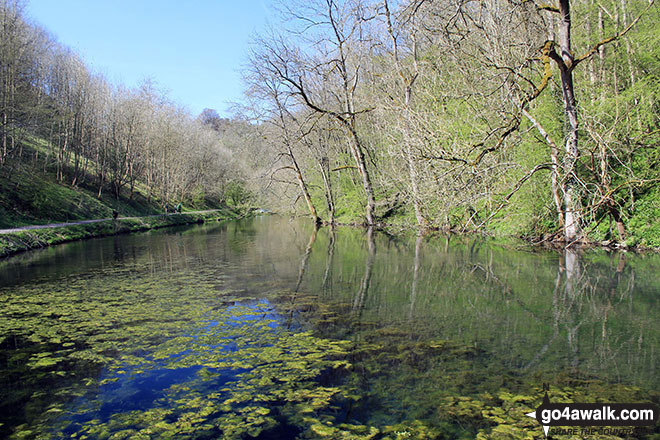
<box><xmin>0</xmin><ymin>216</ymin><xmax>658</xmax><ymax>439</ymax></box>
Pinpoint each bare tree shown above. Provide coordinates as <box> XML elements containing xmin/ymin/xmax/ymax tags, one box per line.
<box><xmin>382</xmin><ymin>0</ymin><xmax>427</xmax><ymax>227</ymax></box>
<box><xmin>252</xmin><ymin>0</ymin><xmax>379</xmax><ymax>225</ymax></box>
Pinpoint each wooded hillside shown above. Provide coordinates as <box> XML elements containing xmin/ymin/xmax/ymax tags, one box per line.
<box><xmin>243</xmin><ymin>0</ymin><xmax>660</xmax><ymax>246</ymax></box>
<box><xmin>0</xmin><ymin>0</ymin><xmax>254</xmax><ymax>226</ymax></box>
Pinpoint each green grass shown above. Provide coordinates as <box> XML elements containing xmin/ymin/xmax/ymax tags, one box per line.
<box><xmin>1</xmin><ymin>168</ymin><xmax>109</xmax><ymax>228</ymax></box>
<box><xmin>0</xmin><ymin>134</ymin><xmax>229</xmax><ymax>228</ymax></box>
<box><xmin>0</xmin><ymin>209</ymin><xmax>240</xmax><ymax>258</ymax></box>
<box><xmin>0</xmin><ymin>162</ymin><xmax>162</xmax><ymax>229</ymax></box>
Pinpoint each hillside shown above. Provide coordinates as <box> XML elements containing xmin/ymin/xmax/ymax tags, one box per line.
<box><xmin>0</xmin><ymin>135</ymin><xmax>215</xmax><ymax>229</ymax></box>
<box><xmin>1</xmin><ymin>1</ymin><xmax>251</xmax><ymax>232</ymax></box>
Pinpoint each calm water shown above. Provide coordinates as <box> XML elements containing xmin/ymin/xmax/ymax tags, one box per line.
<box><xmin>0</xmin><ymin>216</ymin><xmax>658</xmax><ymax>439</ymax></box>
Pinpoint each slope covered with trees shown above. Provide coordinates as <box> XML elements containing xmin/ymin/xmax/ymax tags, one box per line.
<box><xmin>0</xmin><ymin>1</ymin><xmax>253</xmax><ymax>227</ymax></box>
<box><xmin>3</xmin><ymin>0</ymin><xmax>659</xmax><ymax>247</ymax></box>
<box><xmin>243</xmin><ymin>0</ymin><xmax>660</xmax><ymax>247</ymax></box>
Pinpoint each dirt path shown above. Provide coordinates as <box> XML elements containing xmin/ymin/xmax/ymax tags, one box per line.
<box><xmin>0</xmin><ymin>211</ymin><xmax>221</xmax><ymax>235</ymax></box>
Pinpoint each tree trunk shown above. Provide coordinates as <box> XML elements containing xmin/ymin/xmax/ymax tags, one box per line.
<box><xmin>384</xmin><ymin>0</ymin><xmax>424</xmax><ymax>227</ymax></box>
<box><xmin>403</xmin><ymin>85</ymin><xmax>425</xmax><ymax>227</ymax></box>
<box><xmin>598</xmin><ymin>7</ymin><xmax>606</xmax><ymax>101</ymax></box>
<box><xmin>345</xmin><ymin>123</ymin><xmax>376</xmax><ymax>225</ymax></box>
<box><xmin>319</xmin><ymin>156</ymin><xmax>335</xmax><ymax>224</ymax></box>
<box><xmin>288</xmin><ymin>144</ymin><xmax>320</xmax><ymax>225</ymax></box>
<box><xmin>558</xmin><ymin>0</ymin><xmax>581</xmax><ymax>243</ymax></box>
<box><xmin>1</xmin><ymin>110</ymin><xmax>7</xmax><ymax>165</ymax></box>
<box><xmin>522</xmin><ymin>109</ymin><xmax>564</xmax><ymax>227</ymax></box>
<box><xmin>586</xmin><ymin>0</ymin><xmax>597</xmax><ymax>102</ymax></box>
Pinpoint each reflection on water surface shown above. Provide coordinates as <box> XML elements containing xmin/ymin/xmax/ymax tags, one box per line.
<box><xmin>0</xmin><ymin>216</ymin><xmax>658</xmax><ymax>439</ymax></box>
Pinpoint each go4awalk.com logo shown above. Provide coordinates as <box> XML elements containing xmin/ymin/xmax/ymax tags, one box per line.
<box><xmin>525</xmin><ymin>384</ymin><xmax>658</xmax><ymax>437</ymax></box>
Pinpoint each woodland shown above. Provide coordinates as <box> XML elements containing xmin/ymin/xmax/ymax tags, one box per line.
<box><xmin>2</xmin><ymin>0</ymin><xmax>659</xmax><ymax>246</ymax></box>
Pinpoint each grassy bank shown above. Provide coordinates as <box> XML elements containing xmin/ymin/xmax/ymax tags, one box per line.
<box><xmin>0</xmin><ymin>134</ymin><xmax>245</xmax><ymax>229</ymax></box>
<box><xmin>0</xmin><ymin>210</ymin><xmax>241</xmax><ymax>259</ymax></box>
<box><xmin>0</xmin><ymin>136</ymin><xmax>157</xmax><ymax>229</ymax></box>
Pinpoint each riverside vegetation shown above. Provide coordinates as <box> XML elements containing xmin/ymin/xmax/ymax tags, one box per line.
<box><xmin>0</xmin><ymin>209</ymin><xmax>241</xmax><ymax>258</ymax></box>
<box><xmin>239</xmin><ymin>0</ymin><xmax>660</xmax><ymax>247</ymax></box>
<box><xmin>2</xmin><ymin>0</ymin><xmax>660</xmax><ymax>245</ymax></box>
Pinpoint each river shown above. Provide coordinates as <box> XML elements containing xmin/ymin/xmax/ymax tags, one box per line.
<box><xmin>0</xmin><ymin>216</ymin><xmax>658</xmax><ymax>439</ymax></box>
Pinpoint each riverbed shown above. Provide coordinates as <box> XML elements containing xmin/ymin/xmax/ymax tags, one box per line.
<box><xmin>0</xmin><ymin>216</ymin><xmax>658</xmax><ymax>439</ymax></box>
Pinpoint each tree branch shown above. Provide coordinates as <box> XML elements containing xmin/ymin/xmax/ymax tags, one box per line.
<box><xmin>470</xmin><ymin>40</ymin><xmax>555</xmax><ymax>166</ymax></box>
<box><xmin>332</xmin><ymin>165</ymin><xmax>359</xmax><ymax>171</ymax></box>
<box><xmin>477</xmin><ymin>162</ymin><xmax>554</xmax><ymax>229</ymax></box>
<box><xmin>574</xmin><ymin>0</ymin><xmax>655</xmax><ymax>68</ymax></box>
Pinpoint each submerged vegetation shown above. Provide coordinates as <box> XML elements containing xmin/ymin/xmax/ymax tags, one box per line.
<box><xmin>0</xmin><ymin>218</ymin><xmax>658</xmax><ymax>439</ymax></box>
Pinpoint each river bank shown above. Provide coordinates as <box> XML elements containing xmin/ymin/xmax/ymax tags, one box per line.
<box><xmin>0</xmin><ymin>209</ymin><xmax>243</xmax><ymax>259</ymax></box>
<box><xmin>302</xmin><ymin>216</ymin><xmax>658</xmax><ymax>255</ymax></box>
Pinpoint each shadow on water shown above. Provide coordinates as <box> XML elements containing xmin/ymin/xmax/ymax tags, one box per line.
<box><xmin>0</xmin><ymin>222</ymin><xmax>216</xmax><ymax>288</ymax></box>
<box><xmin>0</xmin><ymin>216</ymin><xmax>658</xmax><ymax>439</ymax></box>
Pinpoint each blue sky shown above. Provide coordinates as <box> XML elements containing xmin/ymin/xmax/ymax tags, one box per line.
<box><xmin>27</xmin><ymin>0</ymin><xmax>277</xmax><ymax>117</ymax></box>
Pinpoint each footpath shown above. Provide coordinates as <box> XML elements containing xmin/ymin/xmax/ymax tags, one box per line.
<box><xmin>0</xmin><ymin>210</ymin><xmax>239</xmax><ymax>258</ymax></box>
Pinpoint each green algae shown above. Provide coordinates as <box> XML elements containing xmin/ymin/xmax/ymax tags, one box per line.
<box><xmin>1</xmin><ymin>217</ymin><xmax>659</xmax><ymax>440</ymax></box>
<box><xmin>0</xmin><ymin>259</ymin><xmax>357</xmax><ymax>439</ymax></box>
